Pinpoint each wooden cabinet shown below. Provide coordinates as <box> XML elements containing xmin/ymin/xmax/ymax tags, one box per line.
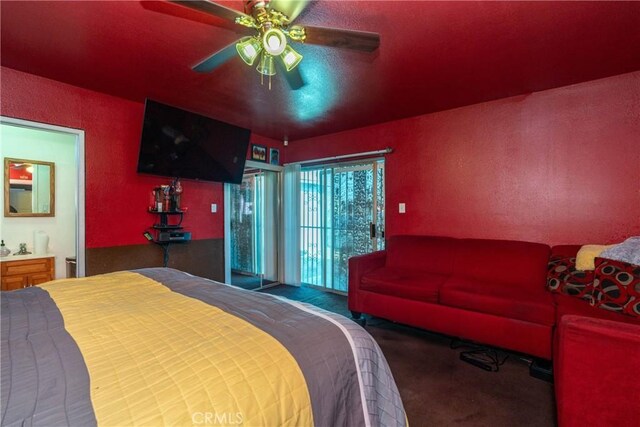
<box><xmin>1</xmin><ymin>256</ymin><xmax>55</xmax><ymax>291</ymax></box>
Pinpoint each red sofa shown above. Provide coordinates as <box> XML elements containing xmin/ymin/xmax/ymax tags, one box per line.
<box><xmin>349</xmin><ymin>235</ymin><xmax>640</xmax><ymax>426</ymax></box>
<box><xmin>348</xmin><ymin>235</ymin><xmax>554</xmax><ymax>358</ymax></box>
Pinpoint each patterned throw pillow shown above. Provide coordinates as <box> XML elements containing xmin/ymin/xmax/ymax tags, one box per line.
<box><xmin>547</xmin><ymin>255</ymin><xmax>594</xmax><ymax>299</ymax></box>
<box><xmin>591</xmin><ymin>257</ymin><xmax>640</xmax><ymax>318</ymax></box>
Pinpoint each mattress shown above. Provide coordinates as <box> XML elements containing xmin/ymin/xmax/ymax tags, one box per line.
<box><xmin>1</xmin><ymin>268</ymin><xmax>406</xmax><ymax>426</ymax></box>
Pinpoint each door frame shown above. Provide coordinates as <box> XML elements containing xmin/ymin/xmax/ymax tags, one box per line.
<box><xmin>0</xmin><ymin>116</ymin><xmax>86</xmax><ymax>277</ymax></box>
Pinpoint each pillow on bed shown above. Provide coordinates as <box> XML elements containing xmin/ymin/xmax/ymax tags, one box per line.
<box><xmin>547</xmin><ymin>255</ymin><xmax>594</xmax><ymax>299</ymax></box>
<box><xmin>590</xmin><ymin>257</ymin><xmax>640</xmax><ymax>318</ymax></box>
<box><xmin>575</xmin><ymin>244</ymin><xmax>614</xmax><ymax>271</ymax></box>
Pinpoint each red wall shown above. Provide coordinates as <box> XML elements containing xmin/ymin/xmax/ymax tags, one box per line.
<box><xmin>3</xmin><ymin>67</ymin><xmax>638</xmax><ymax>249</ymax></box>
<box><xmin>286</xmin><ymin>72</ymin><xmax>640</xmax><ymax>246</ymax></box>
<box><xmin>1</xmin><ymin>66</ymin><xmax>281</xmax><ymax>249</ymax></box>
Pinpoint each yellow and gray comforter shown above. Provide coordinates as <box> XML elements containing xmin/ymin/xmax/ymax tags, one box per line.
<box><xmin>1</xmin><ymin>268</ymin><xmax>406</xmax><ymax>426</ymax></box>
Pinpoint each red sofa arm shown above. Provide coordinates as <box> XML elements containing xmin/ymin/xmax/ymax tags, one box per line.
<box><xmin>555</xmin><ymin>315</ymin><xmax>640</xmax><ymax>427</ymax></box>
<box><xmin>348</xmin><ymin>250</ymin><xmax>387</xmax><ymax>312</ymax></box>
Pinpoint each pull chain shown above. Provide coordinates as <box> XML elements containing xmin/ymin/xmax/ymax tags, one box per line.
<box><xmin>259</xmin><ymin>74</ymin><xmax>273</xmax><ymax>90</ymax></box>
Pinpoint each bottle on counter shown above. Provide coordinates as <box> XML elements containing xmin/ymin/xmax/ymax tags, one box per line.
<box><xmin>0</xmin><ymin>240</ymin><xmax>10</xmax><ymax>257</ymax></box>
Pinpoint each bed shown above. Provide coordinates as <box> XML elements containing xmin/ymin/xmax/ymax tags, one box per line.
<box><xmin>1</xmin><ymin>268</ymin><xmax>406</xmax><ymax>426</ymax></box>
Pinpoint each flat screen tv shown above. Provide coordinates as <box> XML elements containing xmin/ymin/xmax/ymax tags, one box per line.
<box><xmin>137</xmin><ymin>99</ymin><xmax>251</xmax><ymax>184</ymax></box>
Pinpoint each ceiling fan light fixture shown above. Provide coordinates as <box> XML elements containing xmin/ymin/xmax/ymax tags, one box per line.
<box><xmin>236</xmin><ymin>37</ymin><xmax>262</xmax><ymax>66</ymax></box>
<box><xmin>256</xmin><ymin>53</ymin><xmax>276</xmax><ymax>76</ymax></box>
<box><xmin>262</xmin><ymin>28</ymin><xmax>287</xmax><ymax>56</ymax></box>
<box><xmin>281</xmin><ymin>45</ymin><xmax>303</xmax><ymax>71</ymax></box>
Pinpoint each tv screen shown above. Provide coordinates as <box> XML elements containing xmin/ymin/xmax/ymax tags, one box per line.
<box><xmin>137</xmin><ymin>99</ymin><xmax>251</xmax><ymax>184</ymax></box>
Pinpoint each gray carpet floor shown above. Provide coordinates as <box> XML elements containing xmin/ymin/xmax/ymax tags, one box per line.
<box><xmin>259</xmin><ymin>284</ymin><xmax>556</xmax><ymax>427</ymax></box>
<box><xmin>230</xmin><ymin>273</ymin><xmax>276</xmax><ymax>290</ymax></box>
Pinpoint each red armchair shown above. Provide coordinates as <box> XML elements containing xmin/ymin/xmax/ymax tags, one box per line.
<box><xmin>555</xmin><ymin>315</ymin><xmax>640</xmax><ymax>427</ymax></box>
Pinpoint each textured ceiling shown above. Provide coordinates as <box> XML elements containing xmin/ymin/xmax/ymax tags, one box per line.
<box><xmin>2</xmin><ymin>1</ymin><xmax>640</xmax><ymax>141</ymax></box>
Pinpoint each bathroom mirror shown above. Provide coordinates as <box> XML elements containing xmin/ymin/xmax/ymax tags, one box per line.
<box><xmin>4</xmin><ymin>158</ymin><xmax>55</xmax><ymax>217</ymax></box>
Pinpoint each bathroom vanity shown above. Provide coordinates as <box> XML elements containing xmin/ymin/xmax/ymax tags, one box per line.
<box><xmin>1</xmin><ymin>254</ymin><xmax>55</xmax><ymax>291</ymax></box>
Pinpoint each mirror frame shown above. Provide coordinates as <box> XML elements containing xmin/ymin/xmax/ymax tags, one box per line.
<box><xmin>4</xmin><ymin>157</ymin><xmax>56</xmax><ymax>217</ymax></box>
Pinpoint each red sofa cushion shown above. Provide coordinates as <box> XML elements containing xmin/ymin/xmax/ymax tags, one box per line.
<box><xmin>440</xmin><ymin>277</ymin><xmax>556</xmax><ymax>326</ymax></box>
<box><xmin>554</xmin><ymin>293</ymin><xmax>640</xmax><ymax>326</ymax></box>
<box><xmin>550</xmin><ymin>245</ymin><xmax>581</xmax><ymax>258</ymax></box>
<box><xmin>385</xmin><ymin>235</ymin><xmax>457</xmax><ymax>275</ymax></box>
<box><xmin>360</xmin><ymin>267</ymin><xmax>448</xmax><ymax>303</ymax></box>
<box><xmin>591</xmin><ymin>257</ymin><xmax>640</xmax><ymax>318</ymax></box>
<box><xmin>452</xmin><ymin>239</ymin><xmax>551</xmax><ymax>290</ymax></box>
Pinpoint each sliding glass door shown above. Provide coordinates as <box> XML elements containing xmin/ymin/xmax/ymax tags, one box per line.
<box><xmin>230</xmin><ymin>173</ymin><xmax>260</xmax><ymax>275</ymax></box>
<box><xmin>229</xmin><ymin>168</ymin><xmax>279</xmax><ymax>287</ymax></box>
<box><xmin>300</xmin><ymin>159</ymin><xmax>384</xmax><ymax>293</ymax></box>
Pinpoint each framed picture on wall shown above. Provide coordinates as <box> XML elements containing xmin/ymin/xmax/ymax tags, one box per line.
<box><xmin>251</xmin><ymin>144</ymin><xmax>267</xmax><ymax>162</ymax></box>
<box><xmin>269</xmin><ymin>148</ymin><xmax>280</xmax><ymax>165</ymax></box>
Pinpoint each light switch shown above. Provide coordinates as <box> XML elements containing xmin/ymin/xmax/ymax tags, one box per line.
<box><xmin>211</xmin><ymin>203</ymin><xmax>217</xmax><ymax>213</ymax></box>
<box><xmin>399</xmin><ymin>203</ymin><xmax>406</xmax><ymax>214</ymax></box>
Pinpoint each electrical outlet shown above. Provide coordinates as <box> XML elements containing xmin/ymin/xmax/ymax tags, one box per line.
<box><xmin>211</xmin><ymin>203</ymin><xmax>217</xmax><ymax>213</ymax></box>
<box><xmin>399</xmin><ymin>203</ymin><xmax>406</xmax><ymax>214</ymax></box>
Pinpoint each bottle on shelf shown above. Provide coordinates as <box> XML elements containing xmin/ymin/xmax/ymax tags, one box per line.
<box><xmin>171</xmin><ymin>178</ymin><xmax>183</xmax><ymax>211</ymax></box>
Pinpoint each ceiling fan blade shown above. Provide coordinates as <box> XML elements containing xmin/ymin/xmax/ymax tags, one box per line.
<box><xmin>275</xmin><ymin>59</ymin><xmax>305</xmax><ymax>90</ymax></box>
<box><xmin>168</xmin><ymin>0</ymin><xmax>250</xmax><ymax>23</ymax></box>
<box><xmin>142</xmin><ymin>1</ymin><xmax>254</xmax><ymax>34</ymax></box>
<box><xmin>269</xmin><ymin>0</ymin><xmax>310</xmax><ymax>23</ymax></box>
<box><xmin>303</xmin><ymin>26</ymin><xmax>380</xmax><ymax>52</ymax></box>
<box><xmin>192</xmin><ymin>42</ymin><xmax>239</xmax><ymax>73</ymax></box>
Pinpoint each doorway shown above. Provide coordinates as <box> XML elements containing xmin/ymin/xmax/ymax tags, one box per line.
<box><xmin>227</xmin><ymin>163</ymin><xmax>281</xmax><ymax>290</ymax></box>
<box><xmin>300</xmin><ymin>159</ymin><xmax>385</xmax><ymax>293</ymax></box>
<box><xmin>0</xmin><ymin>117</ymin><xmax>85</xmax><ymax>277</ymax></box>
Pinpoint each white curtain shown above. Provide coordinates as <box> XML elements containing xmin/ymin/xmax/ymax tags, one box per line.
<box><xmin>224</xmin><ymin>183</ymin><xmax>232</xmax><ymax>284</ymax></box>
<box><xmin>282</xmin><ymin>163</ymin><xmax>301</xmax><ymax>286</ymax></box>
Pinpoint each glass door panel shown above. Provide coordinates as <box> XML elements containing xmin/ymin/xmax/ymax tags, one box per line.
<box><xmin>300</xmin><ymin>168</ymin><xmax>328</xmax><ymax>287</ymax></box>
<box><xmin>300</xmin><ymin>159</ymin><xmax>384</xmax><ymax>293</ymax></box>
<box><xmin>230</xmin><ymin>174</ymin><xmax>259</xmax><ymax>275</ymax></box>
<box><xmin>229</xmin><ymin>169</ymin><xmax>279</xmax><ymax>287</ymax></box>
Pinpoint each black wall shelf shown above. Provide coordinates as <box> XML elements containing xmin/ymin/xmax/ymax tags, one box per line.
<box><xmin>147</xmin><ymin>210</ymin><xmax>190</xmax><ymax>267</ymax></box>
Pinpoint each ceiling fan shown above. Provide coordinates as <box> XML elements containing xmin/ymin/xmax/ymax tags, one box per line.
<box><xmin>166</xmin><ymin>0</ymin><xmax>381</xmax><ymax>89</ymax></box>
